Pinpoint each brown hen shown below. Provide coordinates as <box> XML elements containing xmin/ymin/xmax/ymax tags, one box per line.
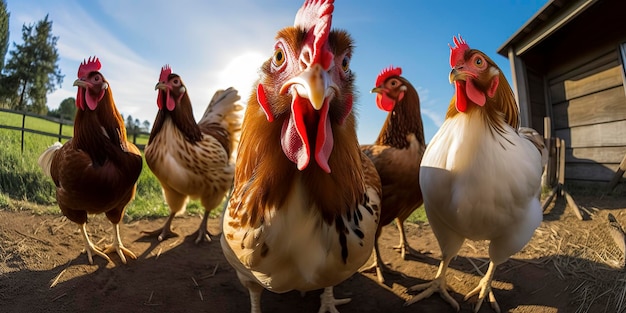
<box><xmin>360</xmin><ymin>66</ymin><xmax>426</xmax><ymax>284</ymax></box>
<box><xmin>38</xmin><ymin>57</ymin><xmax>142</xmax><ymax>265</ymax></box>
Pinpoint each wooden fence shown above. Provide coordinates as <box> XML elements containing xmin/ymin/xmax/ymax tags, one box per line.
<box><xmin>0</xmin><ymin>108</ymin><xmax>150</xmax><ymax>152</ymax></box>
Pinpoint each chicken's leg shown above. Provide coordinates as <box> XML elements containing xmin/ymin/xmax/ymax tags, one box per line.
<box><xmin>318</xmin><ymin>287</ymin><xmax>350</xmax><ymax>313</ymax></box>
<box><xmin>195</xmin><ymin>192</ymin><xmax>229</xmax><ymax>244</ymax></box>
<box><xmin>79</xmin><ymin>223</ymin><xmax>111</xmax><ymax>264</ymax></box>
<box><xmin>464</xmin><ymin>261</ymin><xmax>501</xmax><ymax>313</ymax></box>
<box><xmin>393</xmin><ymin>218</ymin><xmax>418</xmax><ymax>260</ymax></box>
<box><xmin>141</xmin><ymin>213</ymin><xmax>178</xmax><ymax>241</ymax></box>
<box><xmin>361</xmin><ymin>238</ymin><xmax>403</xmax><ymax>284</ymax></box>
<box><xmin>194</xmin><ymin>209</ymin><xmax>213</xmax><ymax>244</ymax></box>
<box><xmin>404</xmin><ymin>256</ymin><xmax>459</xmax><ymax>311</ymax></box>
<box><xmin>102</xmin><ymin>223</ymin><xmax>137</xmax><ymax>264</ymax></box>
<box><xmin>392</xmin><ymin>218</ymin><xmax>420</xmax><ymax>259</ymax></box>
<box><xmin>238</xmin><ymin>272</ymin><xmax>264</xmax><ymax>313</ymax></box>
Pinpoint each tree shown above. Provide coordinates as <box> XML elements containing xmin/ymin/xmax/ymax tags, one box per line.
<box><xmin>142</xmin><ymin>120</ymin><xmax>151</xmax><ymax>132</ymax></box>
<box><xmin>3</xmin><ymin>14</ymin><xmax>63</xmax><ymax>113</ymax></box>
<box><xmin>58</xmin><ymin>97</ymin><xmax>76</xmax><ymax>120</ymax></box>
<box><xmin>0</xmin><ymin>0</ymin><xmax>9</xmax><ymax>73</ymax></box>
<box><xmin>125</xmin><ymin>114</ymin><xmax>136</xmax><ymax>134</ymax></box>
<box><xmin>48</xmin><ymin>97</ymin><xmax>76</xmax><ymax>121</ymax></box>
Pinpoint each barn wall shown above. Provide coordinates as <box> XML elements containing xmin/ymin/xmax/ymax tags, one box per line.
<box><xmin>526</xmin><ymin>69</ymin><xmax>546</xmax><ymax>135</ymax></box>
<box><xmin>547</xmin><ymin>48</ymin><xmax>626</xmax><ymax>182</ymax></box>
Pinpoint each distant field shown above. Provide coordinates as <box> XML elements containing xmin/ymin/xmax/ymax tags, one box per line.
<box><xmin>0</xmin><ymin>109</ymin><xmax>425</xmax><ymax>223</ymax></box>
<box><xmin>0</xmin><ymin>110</ymin><xmax>209</xmax><ymax>221</ymax></box>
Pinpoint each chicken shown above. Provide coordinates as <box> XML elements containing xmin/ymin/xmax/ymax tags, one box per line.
<box><xmin>220</xmin><ymin>0</ymin><xmax>381</xmax><ymax>312</ymax></box>
<box><xmin>37</xmin><ymin>56</ymin><xmax>142</xmax><ymax>265</ymax></box>
<box><xmin>360</xmin><ymin>66</ymin><xmax>426</xmax><ymax>283</ymax></box>
<box><xmin>142</xmin><ymin>65</ymin><xmax>242</xmax><ymax>244</ymax></box>
<box><xmin>405</xmin><ymin>36</ymin><xmax>546</xmax><ymax>312</ymax></box>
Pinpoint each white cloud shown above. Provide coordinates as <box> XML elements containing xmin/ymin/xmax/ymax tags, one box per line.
<box><xmin>421</xmin><ymin>108</ymin><xmax>444</xmax><ymax>128</ymax></box>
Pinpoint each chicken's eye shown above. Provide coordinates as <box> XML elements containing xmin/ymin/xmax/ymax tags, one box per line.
<box><xmin>474</xmin><ymin>56</ymin><xmax>485</xmax><ymax>67</ymax></box>
<box><xmin>172</xmin><ymin>79</ymin><xmax>180</xmax><ymax>85</ymax></box>
<box><xmin>341</xmin><ymin>56</ymin><xmax>350</xmax><ymax>72</ymax></box>
<box><xmin>273</xmin><ymin>48</ymin><xmax>285</xmax><ymax>67</ymax></box>
<box><xmin>93</xmin><ymin>75</ymin><xmax>100</xmax><ymax>82</ymax></box>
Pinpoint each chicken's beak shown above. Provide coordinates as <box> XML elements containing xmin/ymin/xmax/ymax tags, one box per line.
<box><xmin>280</xmin><ymin>64</ymin><xmax>332</xmax><ymax>110</ymax></box>
<box><xmin>73</xmin><ymin>79</ymin><xmax>87</xmax><ymax>88</ymax></box>
<box><xmin>155</xmin><ymin>82</ymin><xmax>167</xmax><ymax>91</ymax></box>
<box><xmin>370</xmin><ymin>87</ymin><xmax>383</xmax><ymax>94</ymax></box>
<box><xmin>449</xmin><ymin>68</ymin><xmax>470</xmax><ymax>83</ymax></box>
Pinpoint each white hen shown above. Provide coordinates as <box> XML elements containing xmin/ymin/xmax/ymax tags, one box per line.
<box><xmin>405</xmin><ymin>35</ymin><xmax>546</xmax><ymax>313</ymax></box>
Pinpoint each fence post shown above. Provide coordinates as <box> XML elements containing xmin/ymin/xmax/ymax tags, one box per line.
<box><xmin>21</xmin><ymin>113</ymin><xmax>26</xmax><ymax>153</ymax></box>
<box><xmin>58</xmin><ymin>115</ymin><xmax>63</xmax><ymax>142</ymax></box>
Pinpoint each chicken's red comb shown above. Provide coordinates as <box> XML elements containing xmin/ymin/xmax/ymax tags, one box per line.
<box><xmin>159</xmin><ymin>65</ymin><xmax>172</xmax><ymax>83</ymax></box>
<box><xmin>77</xmin><ymin>56</ymin><xmax>101</xmax><ymax>79</ymax></box>
<box><xmin>449</xmin><ymin>35</ymin><xmax>470</xmax><ymax>68</ymax></box>
<box><xmin>294</xmin><ymin>0</ymin><xmax>334</xmax><ymax>69</ymax></box>
<box><xmin>375</xmin><ymin>66</ymin><xmax>402</xmax><ymax>87</ymax></box>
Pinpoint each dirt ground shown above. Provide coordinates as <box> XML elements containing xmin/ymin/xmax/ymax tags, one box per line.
<box><xmin>1</xmin><ymin>194</ymin><xmax>625</xmax><ymax>313</ymax></box>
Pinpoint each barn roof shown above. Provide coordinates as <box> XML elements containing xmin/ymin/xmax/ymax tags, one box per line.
<box><xmin>497</xmin><ymin>0</ymin><xmax>599</xmax><ymax>58</ymax></box>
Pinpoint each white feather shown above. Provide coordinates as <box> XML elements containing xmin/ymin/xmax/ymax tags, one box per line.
<box><xmin>420</xmin><ymin>110</ymin><xmax>543</xmax><ymax>264</ymax></box>
<box><xmin>37</xmin><ymin>142</ymin><xmax>63</xmax><ymax>178</ymax></box>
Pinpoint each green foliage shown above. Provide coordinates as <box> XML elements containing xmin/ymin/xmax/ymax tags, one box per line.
<box><xmin>3</xmin><ymin>14</ymin><xmax>63</xmax><ymax>113</ymax></box>
<box><xmin>0</xmin><ymin>0</ymin><xmax>9</xmax><ymax>73</ymax></box>
<box><xmin>47</xmin><ymin>97</ymin><xmax>76</xmax><ymax>121</ymax></box>
<box><xmin>0</xmin><ymin>192</ymin><xmax>13</xmax><ymax>209</ymax></box>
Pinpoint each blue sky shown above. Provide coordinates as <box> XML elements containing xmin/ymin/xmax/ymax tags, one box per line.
<box><xmin>5</xmin><ymin>0</ymin><xmax>547</xmax><ymax>144</ymax></box>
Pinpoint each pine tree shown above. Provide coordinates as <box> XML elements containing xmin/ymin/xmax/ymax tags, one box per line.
<box><xmin>3</xmin><ymin>14</ymin><xmax>63</xmax><ymax>113</ymax></box>
<box><xmin>0</xmin><ymin>0</ymin><xmax>9</xmax><ymax>73</ymax></box>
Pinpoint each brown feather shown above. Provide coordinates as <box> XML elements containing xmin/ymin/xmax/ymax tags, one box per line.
<box><xmin>51</xmin><ymin>79</ymin><xmax>142</xmax><ymax>225</ymax></box>
<box><xmin>362</xmin><ymin>75</ymin><xmax>425</xmax><ymax>232</ymax></box>
<box><xmin>374</xmin><ymin>77</ymin><xmax>425</xmax><ymax>148</ymax></box>
<box><xmin>446</xmin><ymin>50</ymin><xmax>519</xmax><ymax>133</ymax></box>
<box><xmin>149</xmin><ymin>86</ymin><xmax>202</xmax><ymax>144</ymax></box>
<box><xmin>231</xmin><ymin>29</ymin><xmax>363</xmax><ymax>228</ymax></box>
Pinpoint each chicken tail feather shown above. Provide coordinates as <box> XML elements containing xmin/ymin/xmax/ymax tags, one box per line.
<box><xmin>200</xmin><ymin>87</ymin><xmax>244</xmax><ymax>157</ymax></box>
<box><xmin>38</xmin><ymin>142</ymin><xmax>63</xmax><ymax>177</ymax></box>
<box><xmin>519</xmin><ymin>127</ymin><xmax>548</xmax><ymax>168</ymax></box>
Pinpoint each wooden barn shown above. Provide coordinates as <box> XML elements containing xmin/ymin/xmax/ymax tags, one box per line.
<box><xmin>497</xmin><ymin>0</ymin><xmax>626</xmax><ymax>190</ymax></box>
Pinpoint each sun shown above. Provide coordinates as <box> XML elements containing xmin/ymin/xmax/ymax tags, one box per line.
<box><xmin>216</xmin><ymin>51</ymin><xmax>266</xmax><ymax>102</ymax></box>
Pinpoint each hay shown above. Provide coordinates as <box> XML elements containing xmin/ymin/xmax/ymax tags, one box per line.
<box><xmin>524</xmin><ymin>210</ymin><xmax>626</xmax><ymax>313</ymax></box>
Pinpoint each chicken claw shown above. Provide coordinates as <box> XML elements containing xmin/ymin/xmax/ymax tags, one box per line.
<box><xmin>102</xmin><ymin>224</ymin><xmax>137</xmax><ymax>264</ymax></box>
<box><xmin>318</xmin><ymin>287</ymin><xmax>350</xmax><ymax>313</ymax></box>
<box><xmin>404</xmin><ymin>276</ymin><xmax>459</xmax><ymax>311</ymax></box>
<box><xmin>464</xmin><ymin>262</ymin><xmax>501</xmax><ymax>313</ymax></box>
<box><xmin>360</xmin><ymin>257</ymin><xmax>402</xmax><ymax>284</ymax></box>
<box><xmin>194</xmin><ymin>210</ymin><xmax>215</xmax><ymax>244</ymax></box>
<box><xmin>141</xmin><ymin>215</ymin><xmax>178</xmax><ymax>241</ymax></box>
<box><xmin>80</xmin><ymin>223</ymin><xmax>112</xmax><ymax>264</ymax></box>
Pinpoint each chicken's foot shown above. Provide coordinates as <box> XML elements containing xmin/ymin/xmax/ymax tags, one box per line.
<box><xmin>464</xmin><ymin>261</ymin><xmax>501</xmax><ymax>313</ymax></box>
<box><xmin>361</xmin><ymin>240</ymin><xmax>404</xmax><ymax>284</ymax></box>
<box><xmin>102</xmin><ymin>224</ymin><xmax>137</xmax><ymax>264</ymax></box>
<box><xmin>404</xmin><ymin>259</ymin><xmax>459</xmax><ymax>311</ymax></box>
<box><xmin>194</xmin><ymin>209</ymin><xmax>218</xmax><ymax>244</ymax></box>
<box><xmin>141</xmin><ymin>214</ymin><xmax>178</xmax><ymax>241</ymax></box>
<box><xmin>318</xmin><ymin>287</ymin><xmax>350</xmax><ymax>313</ymax></box>
<box><xmin>79</xmin><ymin>223</ymin><xmax>111</xmax><ymax>265</ymax></box>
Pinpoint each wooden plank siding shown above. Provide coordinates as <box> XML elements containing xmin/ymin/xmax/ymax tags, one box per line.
<box><xmin>526</xmin><ymin>69</ymin><xmax>547</xmax><ymax>135</ymax></box>
<box><xmin>547</xmin><ymin>48</ymin><xmax>626</xmax><ymax>182</ymax></box>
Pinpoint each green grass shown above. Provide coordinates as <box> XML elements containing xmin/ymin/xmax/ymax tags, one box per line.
<box><xmin>0</xmin><ymin>110</ymin><xmax>217</xmax><ymax>221</ymax></box>
<box><xmin>406</xmin><ymin>204</ymin><xmax>428</xmax><ymax>224</ymax></box>
<box><xmin>0</xmin><ymin>110</ymin><xmax>424</xmax><ymax>225</ymax></box>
